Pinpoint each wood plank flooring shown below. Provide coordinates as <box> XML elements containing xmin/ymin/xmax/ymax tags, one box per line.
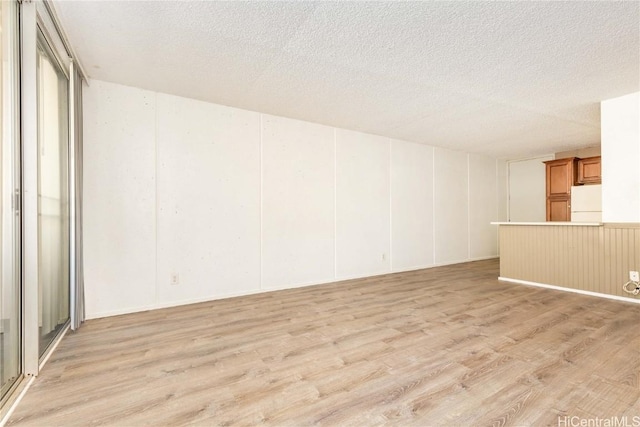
<box><xmin>7</xmin><ymin>259</ymin><xmax>640</xmax><ymax>426</ymax></box>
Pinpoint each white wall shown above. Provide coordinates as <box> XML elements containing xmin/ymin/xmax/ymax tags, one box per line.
<box><xmin>469</xmin><ymin>154</ymin><xmax>499</xmax><ymax>258</ymax></box>
<box><xmin>496</xmin><ymin>159</ymin><xmax>508</xmax><ymax>254</ymax></box>
<box><xmin>507</xmin><ymin>155</ymin><xmax>554</xmax><ymax>222</ymax></box>
<box><xmin>434</xmin><ymin>147</ymin><xmax>468</xmax><ymax>264</ymax></box>
<box><xmin>497</xmin><ymin>159</ymin><xmax>508</xmax><ymax>224</ymax></box>
<box><xmin>601</xmin><ymin>92</ymin><xmax>640</xmax><ymax>223</ymax></box>
<box><xmin>390</xmin><ymin>140</ymin><xmax>434</xmax><ymax>270</ymax></box>
<box><xmin>261</xmin><ymin>115</ymin><xmax>335</xmax><ymax>288</ymax></box>
<box><xmin>83</xmin><ymin>82</ymin><xmax>157</xmax><ymax>316</ymax></box>
<box><xmin>335</xmin><ymin>129</ymin><xmax>390</xmax><ymax>278</ymax></box>
<box><xmin>155</xmin><ymin>94</ymin><xmax>261</xmax><ymax>305</ymax></box>
<box><xmin>83</xmin><ymin>80</ymin><xmax>503</xmax><ymax>319</ymax></box>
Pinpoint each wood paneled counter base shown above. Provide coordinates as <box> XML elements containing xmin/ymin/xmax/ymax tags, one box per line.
<box><xmin>7</xmin><ymin>259</ymin><xmax>640</xmax><ymax>426</ymax></box>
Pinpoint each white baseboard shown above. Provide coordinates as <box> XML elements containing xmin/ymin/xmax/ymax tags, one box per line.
<box><xmin>86</xmin><ymin>304</ymin><xmax>160</xmax><ymax>320</ymax></box>
<box><xmin>499</xmin><ymin>276</ymin><xmax>640</xmax><ymax>305</ymax></box>
<box><xmin>87</xmin><ymin>278</ymin><xmax>348</xmax><ymax>320</ymax></box>
<box><xmin>87</xmin><ymin>256</ymin><xmax>500</xmax><ymax>320</ymax></box>
<box><xmin>86</xmin><ymin>289</ymin><xmax>261</xmax><ymax>320</ymax></box>
<box><xmin>391</xmin><ymin>264</ymin><xmax>435</xmax><ymax>274</ymax></box>
<box><xmin>467</xmin><ymin>255</ymin><xmax>499</xmax><ymax>262</ymax></box>
<box><xmin>434</xmin><ymin>255</ymin><xmax>498</xmax><ymax>267</ymax></box>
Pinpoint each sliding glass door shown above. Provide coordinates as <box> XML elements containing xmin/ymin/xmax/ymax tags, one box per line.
<box><xmin>0</xmin><ymin>0</ymin><xmax>21</xmax><ymax>401</ymax></box>
<box><xmin>36</xmin><ymin>34</ymin><xmax>70</xmax><ymax>356</ymax></box>
<box><xmin>1</xmin><ymin>0</ymin><xmax>82</xmax><ymax>410</ymax></box>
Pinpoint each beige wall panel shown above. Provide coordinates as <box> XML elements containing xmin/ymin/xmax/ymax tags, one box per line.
<box><xmin>499</xmin><ymin>224</ymin><xmax>640</xmax><ymax>299</ymax></box>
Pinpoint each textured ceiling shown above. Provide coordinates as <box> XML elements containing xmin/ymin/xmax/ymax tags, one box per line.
<box><xmin>55</xmin><ymin>1</ymin><xmax>640</xmax><ymax>159</ymax></box>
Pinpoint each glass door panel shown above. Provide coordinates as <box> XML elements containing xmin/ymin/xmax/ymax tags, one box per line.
<box><xmin>36</xmin><ymin>35</ymin><xmax>69</xmax><ymax>356</ymax></box>
<box><xmin>1</xmin><ymin>0</ymin><xmax>21</xmax><ymax>400</ymax></box>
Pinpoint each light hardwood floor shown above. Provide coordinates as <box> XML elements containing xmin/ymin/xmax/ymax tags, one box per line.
<box><xmin>7</xmin><ymin>259</ymin><xmax>640</xmax><ymax>426</ymax></box>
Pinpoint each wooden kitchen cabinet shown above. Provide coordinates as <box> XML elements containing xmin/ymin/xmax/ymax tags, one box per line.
<box><xmin>544</xmin><ymin>157</ymin><xmax>577</xmax><ymax>221</ymax></box>
<box><xmin>547</xmin><ymin>198</ymin><xmax>571</xmax><ymax>222</ymax></box>
<box><xmin>577</xmin><ymin>156</ymin><xmax>601</xmax><ymax>184</ymax></box>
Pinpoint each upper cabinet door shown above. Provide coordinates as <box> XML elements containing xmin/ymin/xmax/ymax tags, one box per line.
<box><xmin>577</xmin><ymin>156</ymin><xmax>602</xmax><ymax>185</ymax></box>
<box><xmin>545</xmin><ymin>158</ymin><xmax>577</xmax><ymax>197</ymax></box>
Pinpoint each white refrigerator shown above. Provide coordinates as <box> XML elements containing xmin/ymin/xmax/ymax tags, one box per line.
<box><xmin>571</xmin><ymin>184</ymin><xmax>602</xmax><ymax>222</ymax></box>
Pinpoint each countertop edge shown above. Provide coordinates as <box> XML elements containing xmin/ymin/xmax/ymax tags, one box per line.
<box><xmin>490</xmin><ymin>222</ymin><xmax>602</xmax><ymax>227</ymax></box>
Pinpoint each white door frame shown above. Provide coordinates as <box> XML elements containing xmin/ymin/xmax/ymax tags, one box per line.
<box><xmin>21</xmin><ymin>0</ymin><xmax>74</xmax><ymax>377</ymax></box>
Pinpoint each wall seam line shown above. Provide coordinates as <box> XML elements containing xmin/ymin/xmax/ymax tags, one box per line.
<box><xmin>154</xmin><ymin>92</ymin><xmax>159</xmax><ymax>306</ymax></box>
<box><xmin>333</xmin><ymin>127</ymin><xmax>337</xmax><ymax>280</ymax></box>
<box><xmin>496</xmin><ymin>158</ymin><xmax>500</xmax><ymax>255</ymax></box>
<box><xmin>432</xmin><ymin>148</ymin><xmax>436</xmax><ymax>265</ymax></box>
<box><xmin>467</xmin><ymin>154</ymin><xmax>471</xmax><ymax>260</ymax></box>
<box><xmin>506</xmin><ymin>160</ymin><xmax>511</xmax><ymax>221</ymax></box>
<box><xmin>260</xmin><ymin>114</ymin><xmax>264</xmax><ymax>290</ymax></box>
<box><xmin>389</xmin><ymin>138</ymin><xmax>392</xmax><ymax>272</ymax></box>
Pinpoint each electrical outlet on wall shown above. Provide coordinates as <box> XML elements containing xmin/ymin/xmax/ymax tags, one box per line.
<box><xmin>630</xmin><ymin>271</ymin><xmax>640</xmax><ymax>282</ymax></box>
<box><xmin>170</xmin><ymin>273</ymin><xmax>180</xmax><ymax>286</ymax></box>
